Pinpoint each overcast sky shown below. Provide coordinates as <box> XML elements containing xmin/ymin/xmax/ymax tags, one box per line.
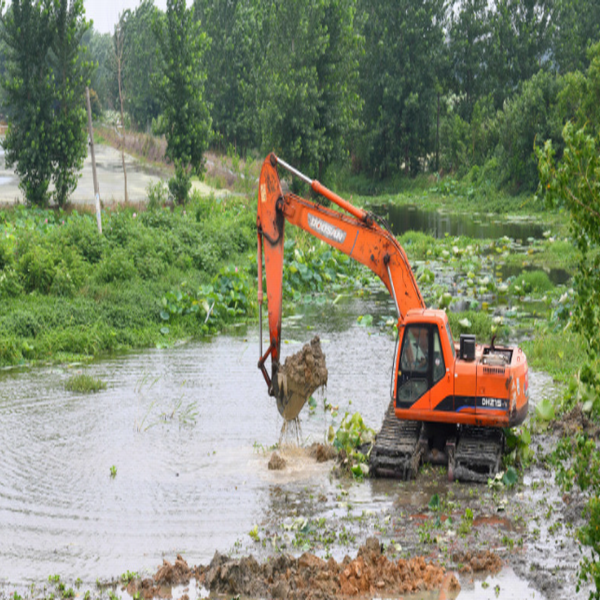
<box><xmin>84</xmin><ymin>0</ymin><xmax>167</xmax><ymax>34</ymax></box>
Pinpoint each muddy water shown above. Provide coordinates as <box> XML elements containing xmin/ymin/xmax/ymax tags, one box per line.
<box><xmin>0</xmin><ymin>295</ymin><xmax>559</xmax><ymax>597</ymax></box>
<box><xmin>0</xmin><ymin>296</ymin><xmax>391</xmax><ymax>583</ymax></box>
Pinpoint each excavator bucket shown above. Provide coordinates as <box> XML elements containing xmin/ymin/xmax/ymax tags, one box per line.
<box><xmin>274</xmin><ymin>337</ymin><xmax>328</xmax><ymax>421</ymax></box>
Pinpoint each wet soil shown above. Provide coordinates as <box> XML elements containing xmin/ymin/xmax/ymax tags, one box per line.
<box><xmin>278</xmin><ymin>336</ymin><xmax>328</xmax><ymax>420</ymax></box>
<box><xmin>138</xmin><ymin>538</ymin><xmax>460</xmax><ymax>600</ymax></box>
<box><xmin>269</xmin><ymin>452</ymin><xmax>287</xmax><ymax>470</ymax></box>
<box><xmin>552</xmin><ymin>403</ymin><xmax>600</xmax><ymax>437</ymax></box>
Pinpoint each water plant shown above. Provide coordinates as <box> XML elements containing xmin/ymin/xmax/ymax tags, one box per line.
<box><xmin>65</xmin><ymin>374</ymin><xmax>107</xmax><ymax>393</ymax></box>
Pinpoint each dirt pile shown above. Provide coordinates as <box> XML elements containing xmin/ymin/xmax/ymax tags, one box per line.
<box><xmin>553</xmin><ymin>403</ymin><xmax>600</xmax><ymax>437</ymax></box>
<box><xmin>268</xmin><ymin>452</ymin><xmax>287</xmax><ymax>470</ymax></box>
<box><xmin>454</xmin><ymin>550</ymin><xmax>502</xmax><ymax>574</ymax></box>
<box><xmin>142</xmin><ymin>539</ymin><xmax>459</xmax><ymax>600</ymax></box>
<box><xmin>277</xmin><ymin>337</ymin><xmax>328</xmax><ymax>420</ymax></box>
<box><xmin>309</xmin><ymin>442</ymin><xmax>338</xmax><ymax>463</ymax></box>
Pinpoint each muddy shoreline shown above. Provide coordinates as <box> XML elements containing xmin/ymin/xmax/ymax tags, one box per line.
<box><xmin>113</xmin><ymin>426</ymin><xmax>588</xmax><ymax>600</ymax></box>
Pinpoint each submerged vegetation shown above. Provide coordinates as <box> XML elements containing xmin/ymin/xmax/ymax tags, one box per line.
<box><xmin>64</xmin><ymin>373</ymin><xmax>107</xmax><ymax>393</ymax></box>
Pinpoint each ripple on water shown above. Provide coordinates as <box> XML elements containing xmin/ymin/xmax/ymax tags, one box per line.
<box><xmin>0</xmin><ymin>295</ymin><xmax>558</xmax><ymax>587</ymax></box>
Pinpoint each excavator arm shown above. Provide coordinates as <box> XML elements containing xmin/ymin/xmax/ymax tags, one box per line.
<box><xmin>256</xmin><ymin>153</ymin><xmax>425</xmax><ymax>410</ymax></box>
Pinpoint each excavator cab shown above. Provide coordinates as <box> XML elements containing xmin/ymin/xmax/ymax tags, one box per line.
<box><xmin>397</xmin><ymin>322</ymin><xmax>448</xmax><ymax>408</ymax></box>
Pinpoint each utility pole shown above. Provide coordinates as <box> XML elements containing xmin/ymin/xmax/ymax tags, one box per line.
<box><xmin>86</xmin><ymin>86</ymin><xmax>102</xmax><ymax>234</ymax></box>
<box><xmin>114</xmin><ymin>18</ymin><xmax>129</xmax><ymax>204</ymax></box>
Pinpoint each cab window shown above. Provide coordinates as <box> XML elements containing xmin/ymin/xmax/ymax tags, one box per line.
<box><xmin>400</xmin><ymin>325</ymin><xmax>429</xmax><ymax>373</ymax></box>
<box><xmin>433</xmin><ymin>328</ymin><xmax>445</xmax><ymax>383</ymax></box>
<box><xmin>445</xmin><ymin>322</ymin><xmax>455</xmax><ymax>358</ymax></box>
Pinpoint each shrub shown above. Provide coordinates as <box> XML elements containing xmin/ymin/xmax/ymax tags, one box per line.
<box><xmin>0</xmin><ymin>268</ymin><xmax>23</xmax><ymax>298</ymax></box>
<box><xmin>18</xmin><ymin>246</ymin><xmax>56</xmax><ymax>293</ymax></box>
<box><xmin>0</xmin><ymin>238</ymin><xmax>14</xmax><ymax>270</ymax></box>
<box><xmin>509</xmin><ymin>270</ymin><xmax>554</xmax><ymax>295</ymax></box>
<box><xmin>96</xmin><ymin>248</ymin><xmax>136</xmax><ymax>283</ymax></box>
<box><xmin>60</xmin><ymin>216</ymin><xmax>105</xmax><ymax>263</ymax></box>
<box><xmin>146</xmin><ymin>180</ymin><xmax>170</xmax><ymax>210</ymax></box>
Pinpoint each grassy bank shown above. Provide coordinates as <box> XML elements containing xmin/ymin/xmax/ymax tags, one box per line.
<box><xmin>0</xmin><ymin>167</ymin><xmax>580</xmax><ymax>388</ymax></box>
<box><xmin>0</xmin><ymin>193</ymin><xmax>257</xmax><ymax>365</ymax></box>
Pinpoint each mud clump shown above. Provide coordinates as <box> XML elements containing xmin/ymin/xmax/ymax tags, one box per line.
<box><xmin>553</xmin><ymin>403</ymin><xmax>600</xmax><ymax>437</ymax></box>
<box><xmin>454</xmin><ymin>550</ymin><xmax>502</xmax><ymax>574</ymax></box>
<box><xmin>147</xmin><ymin>539</ymin><xmax>459</xmax><ymax>600</ymax></box>
<box><xmin>308</xmin><ymin>442</ymin><xmax>338</xmax><ymax>463</ymax></box>
<box><xmin>268</xmin><ymin>452</ymin><xmax>287</xmax><ymax>470</ymax></box>
<box><xmin>126</xmin><ymin>555</ymin><xmax>197</xmax><ymax>599</ymax></box>
<box><xmin>278</xmin><ymin>336</ymin><xmax>328</xmax><ymax>420</ymax></box>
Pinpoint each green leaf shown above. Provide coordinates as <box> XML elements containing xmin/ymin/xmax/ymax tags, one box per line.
<box><xmin>428</xmin><ymin>493</ymin><xmax>440</xmax><ymax>511</ymax></box>
<box><xmin>535</xmin><ymin>398</ymin><xmax>555</xmax><ymax>421</ymax></box>
<box><xmin>502</xmin><ymin>467</ymin><xmax>518</xmax><ymax>488</ymax></box>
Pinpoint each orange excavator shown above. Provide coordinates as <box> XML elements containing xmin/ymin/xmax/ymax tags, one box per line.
<box><xmin>256</xmin><ymin>153</ymin><xmax>529</xmax><ymax>482</ymax></box>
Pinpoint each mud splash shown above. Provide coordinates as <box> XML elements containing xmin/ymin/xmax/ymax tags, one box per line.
<box><xmin>140</xmin><ymin>539</ymin><xmax>460</xmax><ymax>600</ymax></box>
<box><xmin>277</xmin><ymin>337</ymin><xmax>328</xmax><ymax>420</ymax></box>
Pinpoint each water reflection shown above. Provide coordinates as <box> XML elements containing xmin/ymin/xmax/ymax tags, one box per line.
<box><xmin>377</xmin><ymin>204</ymin><xmax>545</xmax><ymax>241</ymax></box>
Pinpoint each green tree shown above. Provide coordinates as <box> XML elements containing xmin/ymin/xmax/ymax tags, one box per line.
<box><xmin>538</xmin><ymin>55</ymin><xmax>600</xmax><ymax>596</ymax></box>
<box><xmin>495</xmin><ymin>70</ymin><xmax>564</xmax><ymax>191</ymax></box>
<box><xmin>48</xmin><ymin>0</ymin><xmax>92</xmax><ymax>206</ymax></box>
<box><xmin>256</xmin><ymin>0</ymin><xmax>362</xmax><ymax>180</ymax></box>
<box><xmin>486</xmin><ymin>0</ymin><xmax>554</xmax><ymax>110</ymax></box>
<box><xmin>153</xmin><ymin>0</ymin><xmax>211</xmax><ymax>204</ymax></box>
<box><xmin>553</xmin><ymin>0</ymin><xmax>600</xmax><ymax>74</ymax></box>
<box><xmin>556</xmin><ymin>42</ymin><xmax>600</xmax><ymax>131</ymax></box>
<box><xmin>439</xmin><ymin>94</ymin><xmax>497</xmax><ymax>174</ymax></box>
<box><xmin>121</xmin><ymin>0</ymin><xmax>161</xmax><ymax>130</ymax></box>
<box><xmin>193</xmin><ymin>0</ymin><xmax>261</xmax><ymax>153</ymax></box>
<box><xmin>84</xmin><ymin>27</ymin><xmax>113</xmax><ymax>113</ymax></box>
<box><xmin>357</xmin><ymin>0</ymin><xmax>447</xmax><ymax>177</ymax></box>
<box><xmin>0</xmin><ymin>0</ymin><xmax>55</xmax><ymax>205</ymax></box>
<box><xmin>447</xmin><ymin>0</ymin><xmax>489</xmax><ymax>121</ymax></box>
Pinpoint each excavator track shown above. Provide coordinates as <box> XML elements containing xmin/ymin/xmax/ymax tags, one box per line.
<box><xmin>369</xmin><ymin>400</ymin><xmax>423</xmax><ymax>479</ymax></box>
<box><xmin>449</xmin><ymin>426</ymin><xmax>504</xmax><ymax>483</ymax></box>
<box><xmin>369</xmin><ymin>402</ymin><xmax>505</xmax><ymax>483</ymax></box>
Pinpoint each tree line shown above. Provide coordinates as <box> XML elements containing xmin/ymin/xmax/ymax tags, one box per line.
<box><xmin>1</xmin><ymin>0</ymin><xmax>600</xmax><ymax>205</ymax></box>
<box><xmin>86</xmin><ymin>0</ymin><xmax>600</xmax><ymax>190</ymax></box>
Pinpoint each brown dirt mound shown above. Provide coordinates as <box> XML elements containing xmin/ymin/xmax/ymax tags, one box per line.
<box><xmin>278</xmin><ymin>337</ymin><xmax>328</xmax><ymax>420</ymax></box>
<box><xmin>454</xmin><ymin>550</ymin><xmax>502</xmax><ymax>574</ymax></box>
<box><xmin>268</xmin><ymin>452</ymin><xmax>287</xmax><ymax>470</ymax></box>
<box><xmin>553</xmin><ymin>403</ymin><xmax>600</xmax><ymax>437</ymax></box>
<box><xmin>141</xmin><ymin>539</ymin><xmax>459</xmax><ymax>600</ymax></box>
<box><xmin>308</xmin><ymin>442</ymin><xmax>338</xmax><ymax>463</ymax></box>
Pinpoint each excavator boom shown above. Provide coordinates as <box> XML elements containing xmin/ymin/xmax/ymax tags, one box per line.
<box><xmin>257</xmin><ymin>153</ymin><xmax>425</xmax><ymax>409</ymax></box>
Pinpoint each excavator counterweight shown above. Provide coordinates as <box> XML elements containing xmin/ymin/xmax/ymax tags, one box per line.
<box><xmin>256</xmin><ymin>154</ymin><xmax>529</xmax><ymax>480</ymax></box>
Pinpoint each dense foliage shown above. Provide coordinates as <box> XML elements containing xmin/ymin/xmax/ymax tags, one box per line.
<box><xmin>69</xmin><ymin>0</ymin><xmax>600</xmax><ymax>190</ymax></box>
<box><xmin>0</xmin><ymin>0</ymin><xmax>91</xmax><ymax>206</ymax></box>
<box><xmin>0</xmin><ymin>194</ymin><xmax>257</xmax><ymax>364</ymax></box>
<box><xmin>153</xmin><ymin>0</ymin><xmax>212</xmax><ymax>203</ymax></box>
<box><xmin>537</xmin><ymin>41</ymin><xmax>600</xmax><ymax>600</ymax></box>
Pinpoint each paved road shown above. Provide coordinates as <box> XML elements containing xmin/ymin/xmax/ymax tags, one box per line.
<box><xmin>0</xmin><ymin>143</ymin><xmax>224</xmax><ymax>206</ymax></box>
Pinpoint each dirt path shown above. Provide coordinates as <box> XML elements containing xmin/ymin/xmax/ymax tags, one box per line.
<box><xmin>0</xmin><ymin>144</ymin><xmax>229</xmax><ymax>205</ymax></box>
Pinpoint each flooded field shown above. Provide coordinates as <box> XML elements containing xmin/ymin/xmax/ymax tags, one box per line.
<box><xmin>0</xmin><ymin>288</ymin><xmax>586</xmax><ymax>600</ymax></box>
